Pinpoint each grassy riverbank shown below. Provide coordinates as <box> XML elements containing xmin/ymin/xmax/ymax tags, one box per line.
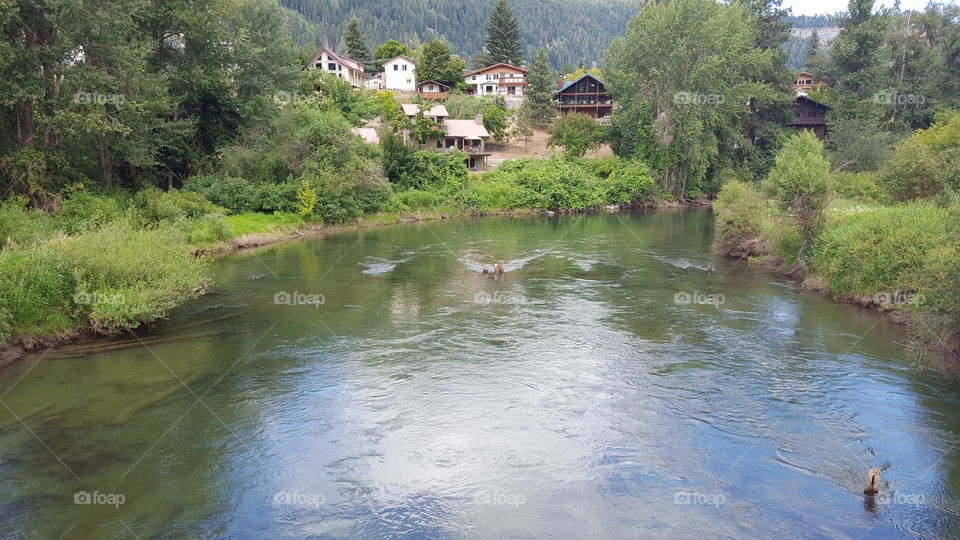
<box><xmin>0</xmin><ymin>155</ymin><xmax>668</xmax><ymax>361</ymax></box>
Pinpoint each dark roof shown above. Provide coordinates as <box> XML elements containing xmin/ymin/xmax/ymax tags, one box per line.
<box><xmin>554</xmin><ymin>73</ymin><xmax>605</xmax><ymax>96</ymax></box>
<box><xmin>796</xmin><ymin>95</ymin><xmax>831</xmax><ymax>110</ymax></box>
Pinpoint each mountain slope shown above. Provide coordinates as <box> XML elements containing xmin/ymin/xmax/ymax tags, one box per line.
<box><xmin>280</xmin><ymin>0</ymin><xmax>644</xmax><ymax>68</ymax></box>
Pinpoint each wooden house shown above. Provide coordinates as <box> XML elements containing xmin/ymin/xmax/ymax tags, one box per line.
<box><xmin>440</xmin><ymin>118</ymin><xmax>491</xmax><ymax>171</ymax></box>
<box><xmin>463</xmin><ymin>63</ymin><xmax>528</xmax><ymax>96</ymax></box>
<box><xmin>789</xmin><ymin>95</ymin><xmax>830</xmax><ymax>139</ymax></box>
<box><xmin>417</xmin><ymin>80</ymin><xmax>450</xmax><ymax>100</ymax></box>
<box><xmin>554</xmin><ymin>74</ymin><xmax>613</xmax><ymax>119</ymax></box>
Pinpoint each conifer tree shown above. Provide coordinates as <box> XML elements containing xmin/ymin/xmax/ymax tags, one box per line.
<box><xmin>522</xmin><ymin>48</ymin><xmax>556</xmax><ymax>125</ymax></box>
<box><xmin>342</xmin><ymin>17</ymin><xmax>370</xmax><ymax>63</ymax></box>
<box><xmin>484</xmin><ymin>0</ymin><xmax>523</xmax><ymax>66</ymax></box>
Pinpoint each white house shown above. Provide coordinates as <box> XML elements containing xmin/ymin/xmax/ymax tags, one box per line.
<box><xmin>462</xmin><ymin>62</ymin><xmax>528</xmax><ymax>96</ymax></box>
<box><xmin>440</xmin><ymin>118</ymin><xmax>491</xmax><ymax>171</ymax></box>
<box><xmin>305</xmin><ymin>46</ymin><xmax>369</xmax><ymax>88</ymax></box>
<box><xmin>382</xmin><ymin>56</ymin><xmax>416</xmax><ymax>91</ymax></box>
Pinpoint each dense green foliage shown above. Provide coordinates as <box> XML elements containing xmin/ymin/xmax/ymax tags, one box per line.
<box><xmin>605</xmin><ymin>0</ymin><xmax>793</xmax><ymax>198</ymax></box>
<box><xmin>548</xmin><ymin>114</ymin><xmax>607</xmax><ymax>158</ymax></box>
<box><xmin>416</xmin><ymin>39</ymin><xmax>468</xmax><ymax>88</ymax></box>
<box><xmin>480</xmin><ymin>0</ymin><xmax>524</xmax><ymax>67</ymax></box>
<box><xmin>522</xmin><ymin>49</ymin><xmax>557</xmax><ymax>126</ymax></box>
<box><xmin>279</xmin><ymin>0</ymin><xmax>642</xmax><ymax>69</ymax></box>
<box><xmin>341</xmin><ymin>17</ymin><xmax>371</xmax><ymax>63</ymax></box>
<box><xmin>879</xmin><ymin>113</ymin><xmax>960</xmax><ymax>201</ymax></box>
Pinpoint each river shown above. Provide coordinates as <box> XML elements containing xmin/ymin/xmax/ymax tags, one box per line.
<box><xmin>1</xmin><ymin>209</ymin><xmax>959</xmax><ymax>538</ymax></box>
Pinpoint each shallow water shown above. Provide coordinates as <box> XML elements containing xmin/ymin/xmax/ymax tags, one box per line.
<box><xmin>1</xmin><ymin>209</ymin><xmax>959</xmax><ymax>538</ymax></box>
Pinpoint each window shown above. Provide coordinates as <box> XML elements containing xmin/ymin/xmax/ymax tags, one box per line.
<box><xmin>328</xmin><ymin>62</ymin><xmax>337</xmax><ymax>70</ymax></box>
<box><xmin>472</xmin><ymin>75</ymin><xmax>477</xmax><ymax>81</ymax></box>
<box><xmin>493</xmin><ymin>74</ymin><xmax>500</xmax><ymax>80</ymax></box>
<box><xmin>485</xmin><ymin>85</ymin><xmax>493</xmax><ymax>92</ymax></box>
<box><xmin>393</xmin><ymin>65</ymin><xmax>398</xmax><ymax>71</ymax></box>
<box><xmin>402</xmin><ymin>64</ymin><xmax>407</xmax><ymax>71</ymax></box>
<box><xmin>406</xmin><ymin>79</ymin><xmax>412</xmax><ymax>84</ymax></box>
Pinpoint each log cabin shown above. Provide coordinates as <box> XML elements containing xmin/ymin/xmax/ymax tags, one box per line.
<box><xmin>554</xmin><ymin>74</ymin><xmax>613</xmax><ymax>119</ymax></box>
<box><xmin>789</xmin><ymin>95</ymin><xmax>830</xmax><ymax>140</ymax></box>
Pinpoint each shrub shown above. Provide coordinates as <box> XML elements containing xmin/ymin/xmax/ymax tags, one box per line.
<box><xmin>813</xmin><ymin>202</ymin><xmax>948</xmax><ymax>295</ymax></box>
<box><xmin>604</xmin><ymin>159</ymin><xmax>658</xmax><ymax>204</ymax></box>
<box><xmin>548</xmin><ymin>113</ymin><xmax>607</xmax><ymax>158</ymax></box>
<box><xmin>183</xmin><ymin>215</ymin><xmax>234</xmax><ymax>245</ymax></box>
<box><xmin>56</xmin><ymin>191</ymin><xmax>127</xmax><ymax>233</ymax></box>
<box><xmin>831</xmin><ymin>172</ymin><xmax>884</xmax><ymax>202</ymax></box>
<box><xmin>0</xmin><ymin>196</ymin><xmax>60</xmax><ymax>247</ymax></box>
<box><xmin>394</xmin><ymin>189</ymin><xmax>448</xmax><ymax>209</ymax></box>
<box><xmin>880</xmin><ymin>113</ymin><xmax>960</xmax><ymax>201</ymax></box>
<box><xmin>137</xmin><ymin>188</ymin><xmax>224</xmax><ymax>223</ymax></box>
<box><xmin>713</xmin><ymin>180</ymin><xmax>777</xmax><ymax>257</ymax></box>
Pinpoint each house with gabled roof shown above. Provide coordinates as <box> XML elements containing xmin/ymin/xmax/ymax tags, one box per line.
<box><xmin>417</xmin><ymin>80</ymin><xmax>450</xmax><ymax>100</ymax></box>
<box><xmin>789</xmin><ymin>95</ymin><xmax>831</xmax><ymax>140</ymax></box>
<box><xmin>463</xmin><ymin>62</ymin><xmax>528</xmax><ymax>96</ymax></box>
<box><xmin>555</xmin><ymin>73</ymin><xmax>613</xmax><ymax>119</ymax></box>
<box><xmin>382</xmin><ymin>56</ymin><xmax>416</xmax><ymax>91</ymax></box>
<box><xmin>305</xmin><ymin>46</ymin><xmax>369</xmax><ymax>88</ymax></box>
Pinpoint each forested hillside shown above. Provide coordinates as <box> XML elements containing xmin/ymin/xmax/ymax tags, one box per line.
<box><xmin>279</xmin><ymin>0</ymin><xmax>643</xmax><ymax>67</ymax></box>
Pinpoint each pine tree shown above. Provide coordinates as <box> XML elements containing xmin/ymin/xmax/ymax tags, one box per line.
<box><xmin>342</xmin><ymin>17</ymin><xmax>370</xmax><ymax>63</ymax></box>
<box><xmin>805</xmin><ymin>30</ymin><xmax>821</xmax><ymax>71</ymax></box>
<box><xmin>484</xmin><ymin>0</ymin><xmax>523</xmax><ymax>66</ymax></box>
<box><xmin>522</xmin><ymin>48</ymin><xmax>556</xmax><ymax>125</ymax></box>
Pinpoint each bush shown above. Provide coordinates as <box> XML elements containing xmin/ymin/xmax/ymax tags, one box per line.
<box><xmin>183</xmin><ymin>215</ymin><xmax>234</xmax><ymax>245</ymax></box>
<box><xmin>813</xmin><ymin>202</ymin><xmax>949</xmax><ymax>295</ymax></box>
<box><xmin>0</xmin><ymin>221</ymin><xmax>208</xmax><ymax>339</ymax></box>
<box><xmin>394</xmin><ymin>189</ymin><xmax>448</xmax><ymax>209</ymax></box>
<box><xmin>879</xmin><ymin>113</ymin><xmax>960</xmax><ymax>201</ymax></box>
<box><xmin>604</xmin><ymin>159</ymin><xmax>659</xmax><ymax>204</ymax></box>
<box><xmin>831</xmin><ymin>172</ymin><xmax>884</xmax><ymax>202</ymax></box>
<box><xmin>548</xmin><ymin>113</ymin><xmax>607</xmax><ymax>158</ymax></box>
<box><xmin>0</xmin><ymin>196</ymin><xmax>60</xmax><ymax>247</ymax></box>
<box><xmin>56</xmin><ymin>191</ymin><xmax>127</xmax><ymax>233</ymax></box>
<box><xmin>136</xmin><ymin>188</ymin><xmax>224</xmax><ymax>223</ymax></box>
<box><xmin>713</xmin><ymin>180</ymin><xmax>777</xmax><ymax>257</ymax></box>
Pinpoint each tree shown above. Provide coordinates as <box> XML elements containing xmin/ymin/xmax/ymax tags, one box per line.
<box><xmin>522</xmin><ymin>48</ymin><xmax>556</xmax><ymax>125</ymax></box>
<box><xmin>548</xmin><ymin>113</ymin><xmax>605</xmax><ymax>158</ymax></box>
<box><xmin>605</xmin><ymin>0</ymin><xmax>785</xmax><ymax>196</ymax></box>
<box><xmin>483</xmin><ymin>104</ymin><xmax>509</xmax><ymax>142</ymax></box>
<box><xmin>824</xmin><ymin>0</ymin><xmax>890</xmax><ymax>105</ymax></box>
<box><xmin>510</xmin><ymin>112</ymin><xmax>535</xmax><ymax>147</ymax></box>
<box><xmin>416</xmin><ymin>39</ymin><xmax>466</xmax><ymax>87</ymax></box>
<box><xmin>408</xmin><ymin>107</ymin><xmax>445</xmax><ymax>144</ymax></box>
<box><xmin>341</xmin><ymin>17</ymin><xmax>370</xmax><ymax>63</ymax></box>
<box><xmin>372</xmin><ymin>39</ymin><xmax>410</xmax><ymax>72</ymax></box>
<box><xmin>762</xmin><ymin>130</ymin><xmax>832</xmax><ymax>261</ymax></box>
<box><xmin>484</xmin><ymin>0</ymin><xmax>523</xmax><ymax>66</ymax></box>
<box><xmin>879</xmin><ymin>113</ymin><xmax>960</xmax><ymax>200</ymax></box>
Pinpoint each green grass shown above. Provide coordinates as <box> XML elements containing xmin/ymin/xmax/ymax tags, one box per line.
<box><xmin>224</xmin><ymin>212</ymin><xmax>305</xmax><ymax>236</ymax></box>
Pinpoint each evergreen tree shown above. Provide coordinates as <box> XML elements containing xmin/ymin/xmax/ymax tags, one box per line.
<box><xmin>805</xmin><ymin>30</ymin><xmax>821</xmax><ymax>69</ymax></box>
<box><xmin>341</xmin><ymin>17</ymin><xmax>370</xmax><ymax>62</ymax></box>
<box><xmin>522</xmin><ymin>48</ymin><xmax>556</xmax><ymax>125</ymax></box>
<box><xmin>484</xmin><ymin>0</ymin><xmax>523</xmax><ymax>66</ymax></box>
<box><xmin>417</xmin><ymin>39</ymin><xmax>466</xmax><ymax>87</ymax></box>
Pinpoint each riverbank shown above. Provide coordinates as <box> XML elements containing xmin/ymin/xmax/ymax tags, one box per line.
<box><xmin>713</xmin><ymin>183</ymin><xmax>960</xmax><ymax>374</ymax></box>
<box><xmin>0</xmin><ymin>198</ymin><xmax>696</xmax><ymax>370</ymax></box>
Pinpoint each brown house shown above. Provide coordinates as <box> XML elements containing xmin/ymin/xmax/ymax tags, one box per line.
<box><xmin>789</xmin><ymin>95</ymin><xmax>830</xmax><ymax>139</ymax></box>
<box><xmin>554</xmin><ymin>74</ymin><xmax>613</xmax><ymax>119</ymax></box>
<box><xmin>417</xmin><ymin>80</ymin><xmax>450</xmax><ymax>100</ymax></box>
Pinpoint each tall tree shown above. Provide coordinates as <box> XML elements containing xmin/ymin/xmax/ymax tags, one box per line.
<box><xmin>521</xmin><ymin>48</ymin><xmax>556</xmax><ymax>125</ymax></box>
<box><xmin>484</xmin><ymin>0</ymin><xmax>523</xmax><ymax>66</ymax></box>
<box><xmin>416</xmin><ymin>38</ymin><xmax>466</xmax><ymax>87</ymax></box>
<box><xmin>341</xmin><ymin>17</ymin><xmax>370</xmax><ymax>63</ymax></box>
<box><xmin>605</xmin><ymin>0</ymin><xmax>781</xmax><ymax>196</ymax></box>
<box><xmin>826</xmin><ymin>0</ymin><xmax>890</xmax><ymax>102</ymax></box>
<box><xmin>372</xmin><ymin>39</ymin><xmax>410</xmax><ymax>71</ymax></box>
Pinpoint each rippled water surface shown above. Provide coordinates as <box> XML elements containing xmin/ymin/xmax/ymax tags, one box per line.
<box><xmin>2</xmin><ymin>209</ymin><xmax>959</xmax><ymax>538</ymax></box>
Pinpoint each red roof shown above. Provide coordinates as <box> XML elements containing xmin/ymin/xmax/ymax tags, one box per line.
<box><xmin>463</xmin><ymin>62</ymin><xmax>527</xmax><ymax>77</ymax></box>
<box><xmin>308</xmin><ymin>46</ymin><xmax>365</xmax><ymax>70</ymax></box>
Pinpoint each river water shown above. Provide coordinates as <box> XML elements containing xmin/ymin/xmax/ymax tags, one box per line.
<box><xmin>1</xmin><ymin>209</ymin><xmax>959</xmax><ymax>538</ymax></box>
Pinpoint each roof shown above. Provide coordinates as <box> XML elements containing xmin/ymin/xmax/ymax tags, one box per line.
<box><xmin>417</xmin><ymin>79</ymin><xmax>450</xmax><ymax>90</ymax></box>
<box><xmin>795</xmin><ymin>95</ymin><xmax>832</xmax><ymax>110</ymax></box>
<box><xmin>463</xmin><ymin>62</ymin><xmax>528</xmax><ymax>77</ymax></box>
<box><xmin>555</xmin><ymin>73</ymin><xmax>605</xmax><ymax>96</ymax></box>
<box><xmin>442</xmin><ymin>119</ymin><xmax>489</xmax><ymax>138</ymax></box>
<box><xmin>401</xmin><ymin>103</ymin><xmax>449</xmax><ymax>117</ymax></box>
<box><xmin>382</xmin><ymin>56</ymin><xmax>415</xmax><ymax>66</ymax></box>
<box><xmin>351</xmin><ymin>127</ymin><xmax>380</xmax><ymax>144</ymax></box>
<box><xmin>307</xmin><ymin>46</ymin><xmax>365</xmax><ymax>71</ymax></box>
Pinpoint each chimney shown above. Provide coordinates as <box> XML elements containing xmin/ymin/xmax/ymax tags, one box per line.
<box><xmin>474</xmin><ymin>113</ymin><xmax>483</xmax><ymax>125</ymax></box>
<box><xmin>558</xmin><ymin>76</ymin><xmax>565</xmax><ymax>89</ymax></box>
<box><xmin>322</xmin><ymin>36</ymin><xmax>330</xmax><ymax>50</ymax></box>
